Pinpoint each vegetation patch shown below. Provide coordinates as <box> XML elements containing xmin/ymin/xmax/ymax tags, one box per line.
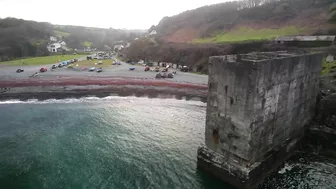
<box><xmin>322</xmin><ymin>59</ymin><xmax>336</xmax><ymax>75</ymax></box>
<box><xmin>75</xmin><ymin>60</ymin><xmax>112</xmax><ymax>68</ymax></box>
<box><xmin>0</xmin><ymin>54</ymin><xmax>87</xmax><ymax>66</ymax></box>
<box><xmin>54</xmin><ymin>30</ymin><xmax>70</xmax><ymax>38</ymax></box>
<box><xmin>193</xmin><ymin>26</ymin><xmax>305</xmax><ymax>44</ymax></box>
<box><xmin>82</xmin><ymin>41</ymin><xmax>93</xmax><ymax>47</ymax></box>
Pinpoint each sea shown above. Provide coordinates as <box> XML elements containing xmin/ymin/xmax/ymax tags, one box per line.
<box><xmin>0</xmin><ymin>96</ymin><xmax>335</xmax><ymax>189</ymax></box>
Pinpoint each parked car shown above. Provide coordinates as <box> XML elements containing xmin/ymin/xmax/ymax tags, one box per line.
<box><xmin>144</xmin><ymin>66</ymin><xmax>150</xmax><ymax>71</ymax></box>
<box><xmin>97</xmin><ymin>68</ymin><xmax>103</xmax><ymax>72</ymax></box>
<box><xmin>89</xmin><ymin>67</ymin><xmax>96</xmax><ymax>71</ymax></box>
<box><xmin>97</xmin><ymin>56</ymin><xmax>103</xmax><ymax>60</ymax></box>
<box><xmin>155</xmin><ymin>66</ymin><xmax>160</xmax><ymax>72</ymax></box>
<box><xmin>40</xmin><ymin>68</ymin><xmax>47</xmax><ymax>72</ymax></box>
<box><xmin>167</xmin><ymin>73</ymin><xmax>174</xmax><ymax>78</ymax></box>
<box><xmin>74</xmin><ymin>59</ymin><xmax>78</xmax><ymax>62</ymax></box>
<box><xmin>52</xmin><ymin>65</ymin><xmax>57</xmax><ymax>69</ymax></box>
<box><xmin>29</xmin><ymin>72</ymin><xmax>39</xmax><ymax>78</ymax></box>
<box><xmin>129</xmin><ymin>67</ymin><xmax>135</xmax><ymax>71</ymax></box>
<box><xmin>16</xmin><ymin>69</ymin><xmax>24</xmax><ymax>73</ymax></box>
<box><xmin>103</xmin><ymin>55</ymin><xmax>110</xmax><ymax>59</ymax></box>
<box><xmin>58</xmin><ymin>64</ymin><xmax>63</xmax><ymax>68</ymax></box>
<box><xmin>156</xmin><ymin>72</ymin><xmax>167</xmax><ymax>78</ymax></box>
<box><xmin>181</xmin><ymin>66</ymin><xmax>189</xmax><ymax>72</ymax></box>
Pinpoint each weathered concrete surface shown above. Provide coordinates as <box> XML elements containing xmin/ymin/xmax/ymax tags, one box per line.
<box><xmin>197</xmin><ymin>51</ymin><xmax>323</xmax><ymax>188</ymax></box>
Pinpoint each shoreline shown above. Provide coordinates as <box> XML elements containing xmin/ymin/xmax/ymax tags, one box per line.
<box><xmin>0</xmin><ymin>77</ymin><xmax>208</xmax><ymax>102</ymax></box>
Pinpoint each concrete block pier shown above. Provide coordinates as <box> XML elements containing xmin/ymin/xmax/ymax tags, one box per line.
<box><xmin>197</xmin><ymin>51</ymin><xmax>322</xmax><ymax>188</ymax></box>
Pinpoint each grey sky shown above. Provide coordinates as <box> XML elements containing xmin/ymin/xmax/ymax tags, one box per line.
<box><xmin>0</xmin><ymin>0</ymin><xmax>227</xmax><ymax>29</ymax></box>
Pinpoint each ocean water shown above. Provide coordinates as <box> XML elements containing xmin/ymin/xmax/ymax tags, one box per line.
<box><xmin>0</xmin><ymin>97</ymin><xmax>335</xmax><ymax>189</ymax></box>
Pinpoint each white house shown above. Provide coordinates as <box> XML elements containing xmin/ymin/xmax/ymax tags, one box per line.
<box><xmin>47</xmin><ymin>40</ymin><xmax>69</xmax><ymax>52</ymax></box>
<box><xmin>84</xmin><ymin>47</ymin><xmax>92</xmax><ymax>52</ymax></box>
<box><xmin>149</xmin><ymin>30</ymin><xmax>157</xmax><ymax>36</ymax></box>
<box><xmin>50</xmin><ymin>36</ymin><xmax>57</xmax><ymax>42</ymax></box>
<box><xmin>47</xmin><ymin>43</ymin><xmax>62</xmax><ymax>52</ymax></box>
<box><xmin>59</xmin><ymin>41</ymin><xmax>66</xmax><ymax>46</ymax></box>
<box><xmin>114</xmin><ymin>45</ymin><xmax>125</xmax><ymax>51</ymax></box>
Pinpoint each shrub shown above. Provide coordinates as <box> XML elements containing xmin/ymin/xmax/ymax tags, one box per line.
<box><xmin>329</xmin><ymin>3</ymin><xmax>336</xmax><ymax>13</ymax></box>
<box><xmin>329</xmin><ymin>10</ymin><xmax>336</xmax><ymax>21</ymax></box>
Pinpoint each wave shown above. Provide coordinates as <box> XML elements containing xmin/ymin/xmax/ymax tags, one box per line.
<box><xmin>0</xmin><ymin>96</ymin><xmax>207</xmax><ymax>105</ymax></box>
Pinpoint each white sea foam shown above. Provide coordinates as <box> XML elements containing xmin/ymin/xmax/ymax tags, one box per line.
<box><xmin>0</xmin><ymin>95</ymin><xmax>207</xmax><ymax>105</ymax></box>
<box><xmin>0</xmin><ymin>100</ymin><xmax>23</xmax><ymax>104</ymax></box>
<box><xmin>278</xmin><ymin>163</ymin><xmax>294</xmax><ymax>174</ymax></box>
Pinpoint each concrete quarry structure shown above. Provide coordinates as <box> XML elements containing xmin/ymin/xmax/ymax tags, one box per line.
<box><xmin>197</xmin><ymin>51</ymin><xmax>323</xmax><ymax>188</ymax></box>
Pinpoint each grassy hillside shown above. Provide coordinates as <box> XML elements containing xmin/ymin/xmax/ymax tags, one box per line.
<box><xmin>0</xmin><ymin>18</ymin><xmax>145</xmax><ymax>63</ymax></box>
<box><xmin>54</xmin><ymin>30</ymin><xmax>70</xmax><ymax>38</ymax></box>
<box><xmin>193</xmin><ymin>26</ymin><xmax>305</xmax><ymax>43</ymax></box>
<box><xmin>154</xmin><ymin>0</ymin><xmax>336</xmax><ymax>43</ymax></box>
<box><xmin>82</xmin><ymin>41</ymin><xmax>93</xmax><ymax>47</ymax></box>
<box><xmin>0</xmin><ymin>54</ymin><xmax>87</xmax><ymax>66</ymax></box>
<box><xmin>0</xmin><ymin>18</ymin><xmax>53</xmax><ymax>61</ymax></box>
<box><xmin>53</xmin><ymin>25</ymin><xmax>144</xmax><ymax>49</ymax></box>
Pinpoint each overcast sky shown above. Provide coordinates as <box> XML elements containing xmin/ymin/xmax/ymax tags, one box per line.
<box><xmin>0</xmin><ymin>0</ymin><xmax>227</xmax><ymax>29</ymax></box>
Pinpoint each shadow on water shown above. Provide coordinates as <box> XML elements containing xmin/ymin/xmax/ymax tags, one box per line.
<box><xmin>196</xmin><ymin>169</ymin><xmax>235</xmax><ymax>189</ymax></box>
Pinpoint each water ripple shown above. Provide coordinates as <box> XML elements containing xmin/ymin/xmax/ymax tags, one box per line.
<box><xmin>0</xmin><ymin>97</ymin><xmax>334</xmax><ymax>189</ymax></box>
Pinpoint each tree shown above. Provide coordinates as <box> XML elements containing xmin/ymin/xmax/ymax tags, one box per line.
<box><xmin>329</xmin><ymin>10</ymin><xmax>336</xmax><ymax>21</ymax></box>
<box><xmin>328</xmin><ymin>3</ymin><xmax>336</xmax><ymax>22</ymax></box>
<box><xmin>329</xmin><ymin>3</ymin><xmax>336</xmax><ymax>13</ymax></box>
<box><xmin>0</xmin><ymin>18</ymin><xmax>53</xmax><ymax>61</ymax></box>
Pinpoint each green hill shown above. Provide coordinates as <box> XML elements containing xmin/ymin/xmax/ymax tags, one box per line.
<box><xmin>153</xmin><ymin>0</ymin><xmax>336</xmax><ymax>43</ymax></box>
<box><xmin>0</xmin><ymin>18</ymin><xmax>145</xmax><ymax>62</ymax></box>
<box><xmin>0</xmin><ymin>18</ymin><xmax>53</xmax><ymax>61</ymax></box>
<box><xmin>52</xmin><ymin>25</ymin><xmax>143</xmax><ymax>49</ymax></box>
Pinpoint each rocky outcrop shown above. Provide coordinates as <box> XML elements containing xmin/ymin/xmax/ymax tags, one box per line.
<box><xmin>314</xmin><ymin>90</ymin><xmax>336</xmax><ymax>129</ymax></box>
<box><xmin>305</xmin><ymin>76</ymin><xmax>336</xmax><ymax>157</ymax></box>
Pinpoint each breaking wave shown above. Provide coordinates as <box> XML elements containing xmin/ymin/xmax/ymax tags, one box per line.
<box><xmin>0</xmin><ymin>96</ymin><xmax>206</xmax><ymax>105</ymax></box>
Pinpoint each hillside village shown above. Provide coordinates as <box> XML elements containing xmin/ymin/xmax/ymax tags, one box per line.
<box><xmin>47</xmin><ymin>36</ymin><xmax>69</xmax><ymax>53</ymax></box>
<box><xmin>1</xmin><ymin>0</ymin><xmax>336</xmax><ymax>74</ymax></box>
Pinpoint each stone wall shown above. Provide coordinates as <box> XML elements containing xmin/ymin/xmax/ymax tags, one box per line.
<box><xmin>200</xmin><ymin>51</ymin><xmax>322</xmax><ymax>188</ymax></box>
